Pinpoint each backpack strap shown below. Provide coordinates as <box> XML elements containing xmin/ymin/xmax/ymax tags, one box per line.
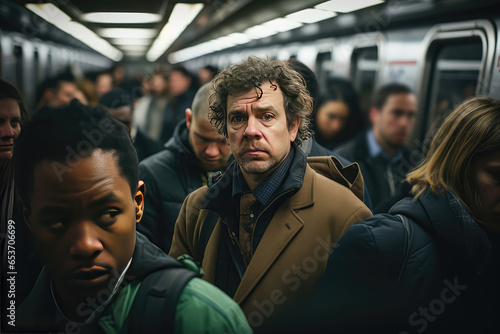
<box><xmin>127</xmin><ymin>257</ymin><xmax>202</xmax><ymax>333</ymax></box>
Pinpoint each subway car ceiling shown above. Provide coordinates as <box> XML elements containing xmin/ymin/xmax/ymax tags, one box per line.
<box><xmin>1</xmin><ymin>0</ymin><xmax>500</xmax><ymax>146</ymax></box>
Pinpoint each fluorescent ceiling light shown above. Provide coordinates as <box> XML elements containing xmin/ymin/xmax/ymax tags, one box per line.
<box><xmin>315</xmin><ymin>0</ymin><xmax>384</xmax><ymax>13</ymax></box>
<box><xmin>98</xmin><ymin>28</ymin><xmax>157</xmax><ymax>39</ymax></box>
<box><xmin>146</xmin><ymin>3</ymin><xmax>204</xmax><ymax>62</ymax></box>
<box><xmin>286</xmin><ymin>9</ymin><xmax>337</xmax><ymax>24</ymax></box>
<box><xmin>262</xmin><ymin>18</ymin><xmax>303</xmax><ymax>32</ymax></box>
<box><xmin>81</xmin><ymin>12</ymin><xmax>161</xmax><ymax>24</ymax></box>
<box><xmin>214</xmin><ymin>38</ymin><xmax>238</xmax><ymax>49</ymax></box>
<box><xmin>26</xmin><ymin>3</ymin><xmax>122</xmax><ymax>61</ymax></box>
<box><xmin>111</xmin><ymin>38</ymin><xmax>152</xmax><ymax>46</ymax></box>
<box><xmin>124</xmin><ymin>50</ymin><xmax>146</xmax><ymax>56</ymax></box>
<box><xmin>224</xmin><ymin>33</ymin><xmax>253</xmax><ymax>44</ymax></box>
<box><xmin>244</xmin><ymin>25</ymin><xmax>278</xmax><ymax>39</ymax></box>
<box><xmin>118</xmin><ymin>45</ymin><xmax>149</xmax><ymax>51</ymax></box>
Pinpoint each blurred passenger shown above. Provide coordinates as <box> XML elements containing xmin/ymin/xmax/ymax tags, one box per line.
<box><xmin>198</xmin><ymin>65</ymin><xmax>218</xmax><ymax>85</ymax></box>
<box><xmin>36</xmin><ymin>72</ymin><xmax>77</xmax><ymax>109</ymax></box>
<box><xmin>160</xmin><ymin>66</ymin><xmax>197</xmax><ymax>143</ymax></box>
<box><xmin>0</xmin><ymin>80</ymin><xmax>40</xmax><ymax>331</ymax></box>
<box><xmin>314</xmin><ymin>77</ymin><xmax>365</xmax><ymax>150</ymax></box>
<box><xmin>119</xmin><ymin>78</ymin><xmax>144</xmax><ymax>103</ymax></box>
<box><xmin>76</xmin><ymin>78</ymin><xmax>98</xmax><ymax>105</ymax></box>
<box><xmin>15</xmin><ymin>101</ymin><xmax>251</xmax><ymax>333</ymax></box>
<box><xmin>138</xmin><ymin>83</ymin><xmax>231</xmax><ymax>253</ymax></box>
<box><xmin>336</xmin><ymin>83</ymin><xmax>418</xmax><ymax>212</ymax></box>
<box><xmin>169</xmin><ymin>57</ymin><xmax>371</xmax><ymax>331</ymax></box>
<box><xmin>134</xmin><ymin>72</ymin><xmax>169</xmax><ymax>141</ymax></box>
<box><xmin>288</xmin><ymin>60</ymin><xmax>372</xmax><ymax>209</ymax></box>
<box><xmin>99</xmin><ymin>89</ymin><xmax>163</xmax><ymax>162</ymax></box>
<box><xmin>314</xmin><ymin>96</ymin><xmax>500</xmax><ymax>333</ymax></box>
<box><xmin>112</xmin><ymin>64</ymin><xmax>126</xmax><ymax>87</ymax></box>
<box><xmin>94</xmin><ymin>71</ymin><xmax>114</xmax><ymax>98</ymax></box>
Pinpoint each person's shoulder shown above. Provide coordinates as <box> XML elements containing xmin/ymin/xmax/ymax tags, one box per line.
<box><xmin>139</xmin><ymin>141</ymin><xmax>186</xmax><ymax>179</ymax></box>
<box><xmin>175</xmin><ymin>278</ymin><xmax>252</xmax><ymax>334</ymax></box>
<box><xmin>334</xmin><ymin>132</ymin><xmax>367</xmax><ymax>159</ymax></box>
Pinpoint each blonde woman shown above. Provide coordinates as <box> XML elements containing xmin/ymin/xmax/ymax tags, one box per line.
<box><xmin>309</xmin><ymin>96</ymin><xmax>500</xmax><ymax>333</ymax></box>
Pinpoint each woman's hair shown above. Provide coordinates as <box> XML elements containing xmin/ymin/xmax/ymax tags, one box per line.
<box><xmin>315</xmin><ymin>77</ymin><xmax>364</xmax><ymax>145</ymax></box>
<box><xmin>408</xmin><ymin>96</ymin><xmax>500</xmax><ymax>216</ymax></box>
<box><xmin>0</xmin><ymin>79</ymin><xmax>29</xmax><ymax>124</ymax></box>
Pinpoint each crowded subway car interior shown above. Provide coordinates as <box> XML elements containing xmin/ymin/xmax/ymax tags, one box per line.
<box><xmin>1</xmin><ymin>0</ymin><xmax>500</xmax><ymax>333</ymax></box>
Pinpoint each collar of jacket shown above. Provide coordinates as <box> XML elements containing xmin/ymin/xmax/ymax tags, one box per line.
<box><xmin>164</xmin><ymin>119</ymin><xmax>203</xmax><ymax>168</ymax></box>
<box><xmin>348</xmin><ymin>130</ymin><xmax>411</xmax><ymax>163</ymax></box>
<box><xmin>390</xmin><ymin>190</ymin><xmax>491</xmax><ymax>274</ymax></box>
<box><xmin>201</xmin><ymin>143</ymin><xmax>308</xmax><ymax>218</ymax></box>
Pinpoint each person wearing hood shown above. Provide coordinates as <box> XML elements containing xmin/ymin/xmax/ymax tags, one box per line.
<box><xmin>138</xmin><ymin>83</ymin><xmax>231</xmax><ymax>253</ymax></box>
<box><xmin>169</xmin><ymin>57</ymin><xmax>372</xmax><ymax>331</ymax></box>
<box><xmin>310</xmin><ymin>96</ymin><xmax>500</xmax><ymax>333</ymax></box>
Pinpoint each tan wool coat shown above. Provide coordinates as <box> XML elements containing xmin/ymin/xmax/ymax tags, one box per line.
<box><xmin>169</xmin><ymin>155</ymin><xmax>372</xmax><ymax>330</ymax></box>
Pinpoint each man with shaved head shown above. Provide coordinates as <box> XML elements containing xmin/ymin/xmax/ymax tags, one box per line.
<box><xmin>138</xmin><ymin>83</ymin><xmax>231</xmax><ymax>252</ymax></box>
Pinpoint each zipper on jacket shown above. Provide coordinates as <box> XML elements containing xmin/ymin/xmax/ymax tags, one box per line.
<box><xmin>249</xmin><ymin>188</ymin><xmax>296</xmax><ymax>259</ymax></box>
<box><xmin>387</xmin><ymin>162</ymin><xmax>396</xmax><ymax>197</ymax></box>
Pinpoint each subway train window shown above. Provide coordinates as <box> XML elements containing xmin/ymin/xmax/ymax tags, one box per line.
<box><xmin>315</xmin><ymin>51</ymin><xmax>333</xmax><ymax>92</ymax></box>
<box><xmin>425</xmin><ymin>38</ymin><xmax>483</xmax><ymax>132</ymax></box>
<box><xmin>350</xmin><ymin>46</ymin><xmax>378</xmax><ymax>115</ymax></box>
<box><xmin>33</xmin><ymin>49</ymin><xmax>39</xmax><ymax>90</ymax></box>
<box><xmin>14</xmin><ymin>44</ymin><xmax>23</xmax><ymax>94</ymax></box>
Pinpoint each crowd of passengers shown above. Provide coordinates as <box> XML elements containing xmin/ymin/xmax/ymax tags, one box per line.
<box><xmin>1</xmin><ymin>56</ymin><xmax>499</xmax><ymax>333</ymax></box>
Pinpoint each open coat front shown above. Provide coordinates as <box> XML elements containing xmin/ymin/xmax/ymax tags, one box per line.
<box><xmin>170</xmin><ymin>152</ymin><xmax>372</xmax><ymax>330</ymax></box>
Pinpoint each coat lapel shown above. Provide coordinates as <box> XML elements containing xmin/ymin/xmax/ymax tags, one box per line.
<box><xmin>232</xmin><ymin>166</ymin><xmax>316</xmax><ymax>304</ymax></box>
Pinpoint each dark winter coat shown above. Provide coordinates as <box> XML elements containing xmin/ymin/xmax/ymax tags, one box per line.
<box><xmin>138</xmin><ymin>120</ymin><xmax>212</xmax><ymax>252</ymax></box>
<box><xmin>335</xmin><ymin>131</ymin><xmax>415</xmax><ymax>212</ymax></box>
<box><xmin>310</xmin><ymin>190</ymin><xmax>500</xmax><ymax>333</ymax></box>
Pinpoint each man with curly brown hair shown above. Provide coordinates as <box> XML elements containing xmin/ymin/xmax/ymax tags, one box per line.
<box><xmin>169</xmin><ymin>57</ymin><xmax>371</xmax><ymax>331</ymax></box>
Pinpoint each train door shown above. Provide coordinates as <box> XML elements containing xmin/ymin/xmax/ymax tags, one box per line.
<box><xmin>417</xmin><ymin>20</ymin><xmax>496</xmax><ymax>147</ymax></box>
<box><xmin>349</xmin><ymin>32</ymin><xmax>386</xmax><ymax>117</ymax></box>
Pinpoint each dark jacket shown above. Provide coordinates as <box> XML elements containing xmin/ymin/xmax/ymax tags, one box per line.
<box><xmin>335</xmin><ymin>131</ymin><xmax>415</xmax><ymax>213</ymax></box>
<box><xmin>134</xmin><ymin>128</ymin><xmax>164</xmax><ymax>162</ymax></box>
<box><xmin>138</xmin><ymin>120</ymin><xmax>209</xmax><ymax>253</ymax></box>
<box><xmin>17</xmin><ymin>233</ymin><xmax>251</xmax><ymax>334</ymax></box>
<box><xmin>170</xmin><ymin>146</ymin><xmax>372</xmax><ymax>330</ymax></box>
<box><xmin>311</xmin><ymin>190</ymin><xmax>500</xmax><ymax>333</ymax></box>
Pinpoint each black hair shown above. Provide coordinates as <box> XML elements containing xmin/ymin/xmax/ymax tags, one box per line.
<box><xmin>35</xmin><ymin>72</ymin><xmax>76</xmax><ymax>105</ymax></box>
<box><xmin>315</xmin><ymin>77</ymin><xmax>365</xmax><ymax>146</ymax></box>
<box><xmin>202</xmin><ymin>65</ymin><xmax>219</xmax><ymax>78</ymax></box>
<box><xmin>0</xmin><ymin>79</ymin><xmax>29</xmax><ymax>123</ymax></box>
<box><xmin>14</xmin><ymin>100</ymin><xmax>138</xmax><ymax>209</ymax></box>
<box><xmin>119</xmin><ymin>79</ymin><xmax>143</xmax><ymax>101</ymax></box>
<box><xmin>99</xmin><ymin>89</ymin><xmax>133</xmax><ymax>109</ymax></box>
<box><xmin>170</xmin><ymin>65</ymin><xmax>193</xmax><ymax>79</ymax></box>
<box><xmin>373</xmin><ymin>83</ymin><xmax>413</xmax><ymax>110</ymax></box>
<box><xmin>288</xmin><ymin>61</ymin><xmax>320</xmax><ymax>112</ymax></box>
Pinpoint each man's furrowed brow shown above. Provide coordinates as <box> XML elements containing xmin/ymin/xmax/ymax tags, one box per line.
<box><xmin>253</xmin><ymin>104</ymin><xmax>278</xmax><ymax>113</ymax></box>
<box><xmin>228</xmin><ymin>110</ymin><xmax>247</xmax><ymax>117</ymax></box>
<box><xmin>88</xmin><ymin>192</ymin><xmax>124</xmax><ymax>210</ymax></box>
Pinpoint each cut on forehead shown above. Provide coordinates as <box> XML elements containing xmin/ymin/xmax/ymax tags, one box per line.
<box><xmin>192</xmin><ymin>83</ymin><xmax>212</xmax><ymax>120</ymax></box>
